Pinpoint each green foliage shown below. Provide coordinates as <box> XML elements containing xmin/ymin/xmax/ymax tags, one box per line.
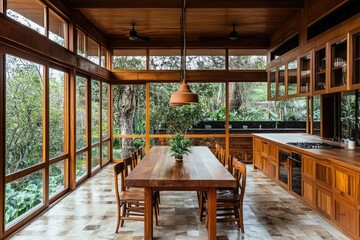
<box><xmin>169</xmin><ymin>133</ymin><xmax>191</xmax><ymax>159</ymax></box>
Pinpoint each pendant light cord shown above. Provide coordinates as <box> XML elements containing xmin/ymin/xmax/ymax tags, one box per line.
<box><xmin>180</xmin><ymin>0</ymin><xmax>187</xmax><ymax>84</ymax></box>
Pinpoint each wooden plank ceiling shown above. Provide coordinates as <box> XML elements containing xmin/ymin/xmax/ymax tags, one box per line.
<box><xmin>65</xmin><ymin>0</ymin><xmax>304</xmax><ymax>49</ymax></box>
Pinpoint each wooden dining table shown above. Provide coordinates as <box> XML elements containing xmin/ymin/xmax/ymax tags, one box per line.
<box><xmin>125</xmin><ymin>146</ymin><xmax>237</xmax><ymax>240</ymax></box>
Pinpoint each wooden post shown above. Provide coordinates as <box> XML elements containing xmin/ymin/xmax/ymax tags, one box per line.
<box><xmin>69</xmin><ymin>69</ymin><xmax>76</xmax><ymax>190</ymax></box>
<box><xmin>43</xmin><ymin>63</ymin><xmax>50</xmax><ymax>206</ymax></box>
<box><xmin>145</xmin><ymin>83</ymin><xmax>150</xmax><ymax>153</ymax></box>
<box><xmin>0</xmin><ymin>48</ymin><xmax>5</xmax><ymax>239</ymax></box>
<box><xmin>225</xmin><ymin>80</ymin><xmax>230</xmax><ymax>166</ymax></box>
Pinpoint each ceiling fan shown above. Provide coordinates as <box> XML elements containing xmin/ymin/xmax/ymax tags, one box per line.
<box><xmin>199</xmin><ymin>24</ymin><xmax>241</xmax><ymax>41</ymax></box>
<box><xmin>229</xmin><ymin>24</ymin><xmax>238</xmax><ymax>40</ymax></box>
<box><xmin>129</xmin><ymin>23</ymin><xmax>151</xmax><ymax>41</ymax></box>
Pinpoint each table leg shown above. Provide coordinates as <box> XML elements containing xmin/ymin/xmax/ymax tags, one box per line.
<box><xmin>144</xmin><ymin>187</ymin><xmax>153</xmax><ymax>240</ymax></box>
<box><xmin>207</xmin><ymin>188</ymin><xmax>217</xmax><ymax>240</ymax></box>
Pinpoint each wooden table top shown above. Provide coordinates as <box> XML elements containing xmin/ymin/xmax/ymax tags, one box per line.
<box><xmin>125</xmin><ymin>146</ymin><xmax>237</xmax><ymax>189</ymax></box>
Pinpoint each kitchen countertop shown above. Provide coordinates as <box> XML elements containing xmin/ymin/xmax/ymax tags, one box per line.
<box><xmin>189</xmin><ymin>128</ymin><xmax>306</xmax><ymax>133</ymax></box>
<box><xmin>253</xmin><ymin>133</ymin><xmax>360</xmax><ymax>170</ymax></box>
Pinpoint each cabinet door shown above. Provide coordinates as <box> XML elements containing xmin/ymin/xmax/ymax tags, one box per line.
<box><xmin>302</xmin><ymin>177</ymin><xmax>315</xmax><ymax>207</ymax></box>
<box><xmin>315</xmin><ymin>186</ymin><xmax>332</xmax><ymax>220</ymax></box>
<box><xmin>268</xmin><ymin>143</ymin><xmax>278</xmax><ymax>161</ymax></box>
<box><xmin>253</xmin><ymin>152</ymin><xmax>261</xmax><ymax>170</ymax></box>
<box><xmin>253</xmin><ymin>138</ymin><xmax>261</xmax><ymax>152</ymax></box>
<box><xmin>261</xmin><ymin>141</ymin><xmax>269</xmax><ymax>157</ymax></box>
<box><xmin>333</xmin><ymin>196</ymin><xmax>357</xmax><ymax>238</ymax></box>
<box><xmin>315</xmin><ymin>160</ymin><xmax>332</xmax><ymax>189</ymax></box>
<box><xmin>302</xmin><ymin>155</ymin><xmax>315</xmax><ymax>180</ymax></box>
<box><xmin>333</xmin><ymin>166</ymin><xmax>356</xmax><ymax>204</ymax></box>
<box><xmin>267</xmin><ymin>160</ymin><xmax>277</xmax><ymax>180</ymax></box>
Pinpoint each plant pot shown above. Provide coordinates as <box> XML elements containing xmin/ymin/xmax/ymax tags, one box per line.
<box><xmin>175</xmin><ymin>156</ymin><xmax>183</xmax><ymax>162</ymax></box>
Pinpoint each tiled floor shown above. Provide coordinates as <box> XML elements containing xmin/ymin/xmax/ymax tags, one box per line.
<box><xmin>10</xmin><ymin>164</ymin><xmax>348</xmax><ymax>240</ymax></box>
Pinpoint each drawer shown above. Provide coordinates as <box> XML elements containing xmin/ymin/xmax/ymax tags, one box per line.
<box><xmin>315</xmin><ymin>185</ymin><xmax>332</xmax><ymax>220</ymax></box>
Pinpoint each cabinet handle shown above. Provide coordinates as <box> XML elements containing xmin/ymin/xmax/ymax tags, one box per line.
<box><xmin>340</xmin><ymin>191</ymin><xmax>345</xmax><ymax>196</ymax></box>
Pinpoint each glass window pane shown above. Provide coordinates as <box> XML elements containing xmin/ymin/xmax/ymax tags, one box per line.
<box><xmin>341</xmin><ymin>91</ymin><xmax>356</xmax><ymax>140</ymax></box>
<box><xmin>102</xmin><ymin>83</ymin><xmax>109</xmax><ymax>138</ymax></box>
<box><xmin>101</xmin><ymin>46</ymin><xmax>107</xmax><ymax>68</ymax></box>
<box><xmin>150</xmin><ymin>83</ymin><xmax>225</xmax><ymax>134</ymax></box>
<box><xmin>113</xmin><ymin>138</ymin><xmax>144</xmax><ymax>159</ymax></box>
<box><xmin>76</xmin><ymin>75</ymin><xmax>87</xmax><ymax>150</ymax></box>
<box><xmin>5</xmin><ymin>55</ymin><xmax>43</xmax><ymax>175</ymax></box>
<box><xmin>48</xmin><ymin>9</ymin><xmax>67</xmax><ymax>47</ymax></box>
<box><xmin>77</xmin><ymin>29</ymin><xmax>86</xmax><ymax>57</ymax></box>
<box><xmin>49</xmin><ymin>160</ymin><xmax>66</xmax><ymax>197</ymax></box>
<box><xmin>91</xmin><ymin>80</ymin><xmax>100</xmax><ymax>144</ymax></box>
<box><xmin>149</xmin><ymin>49</ymin><xmax>181</xmax><ymax>70</ymax></box>
<box><xmin>49</xmin><ymin>68</ymin><xmax>67</xmax><ymax>159</ymax></box>
<box><xmin>91</xmin><ymin>146</ymin><xmax>100</xmax><ymax>170</ymax></box>
<box><xmin>5</xmin><ymin>170</ymin><xmax>43</xmax><ymax>225</ymax></box>
<box><xmin>229</xmin><ymin>82</ymin><xmax>268</xmax><ymax>121</ymax></box>
<box><xmin>6</xmin><ymin>0</ymin><xmax>45</xmax><ymax>35</ymax></box>
<box><xmin>113</xmin><ymin>84</ymin><xmax>145</xmax><ymax>136</ymax></box>
<box><xmin>186</xmin><ymin>49</ymin><xmax>225</xmax><ymax>70</ymax></box>
<box><xmin>102</xmin><ymin>141</ymin><xmax>110</xmax><ymax>164</ymax></box>
<box><xmin>313</xmin><ymin>96</ymin><xmax>321</xmax><ymax>136</ymax></box>
<box><xmin>228</xmin><ymin>50</ymin><xmax>266</xmax><ymax>70</ymax></box>
<box><xmin>86</xmin><ymin>37</ymin><xmax>99</xmax><ymax>65</ymax></box>
<box><xmin>76</xmin><ymin>152</ymin><xmax>86</xmax><ymax>181</ymax></box>
<box><xmin>112</xmin><ymin>49</ymin><xmax>146</xmax><ymax>70</ymax></box>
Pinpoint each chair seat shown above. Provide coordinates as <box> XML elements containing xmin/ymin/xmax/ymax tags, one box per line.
<box><xmin>216</xmin><ymin>189</ymin><xmax>238</xmax><ymax>201</ymax></box>
<box><xmin>120</xmin><ymin>189</ymin><xmax>144</xmax><ymax>201</ymax></box>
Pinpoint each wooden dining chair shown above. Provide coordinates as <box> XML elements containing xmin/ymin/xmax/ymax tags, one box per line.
<box><xmin>199</xmin><ymin>154</ymin><xmax>234</xmax><ymax>222</ymax></box>
<box><xmin>113</xmin><ymin>162</ymin><xmax>158</xmax><ymax>233</ymax></box>
<box><xmin>213</xmin><ymin>160</ymin><xmax>246</xmax><ymax>233</ymax></box>
<box><xmin>131</xmin><ymin>151</ymin><xmax>138</xmax><ymax>169</ymax></box>
<box><xmin>137</xmin><ymin>147</ymin><xmax>143</xmax><ymax>160</ymax></box>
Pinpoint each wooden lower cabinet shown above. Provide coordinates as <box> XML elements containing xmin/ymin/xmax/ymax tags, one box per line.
<box><xmin>302</xmin><ymin>177</ymin><xmax>315</xmax><ymax>207</ymax></box>
<box><xmin>333</xmin><ymin>166</ymin><xmax>356</xmax><ymax>205</ymax></box>
<box><xmin>358</xmin><ymin>209</ymin><xmax>360</xmax><ymax>239</ymax></box>
<box><xmin>253</xmin><ymin>152</ymin><xmax>262</xmax><ymax>170</ymax></box>
<box><xmin>333</xmin><ymin>196</ymin><xmax>357</xmax><ymax>238</ymax></box>
<box><xmin>266</xmin><ymin>160</ymin><xmax>277</xmax><ymax>180</ymax></box>
<box><xmin>315</xmin><ymin>185</ymin><xmax>332</xmax><ymax>220</ymax></box>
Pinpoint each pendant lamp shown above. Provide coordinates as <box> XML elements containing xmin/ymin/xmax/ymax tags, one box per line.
<box><xmin>169</xmin><ymin>0</ymin><xmax>199</xmax><ymax>106</ymax></box>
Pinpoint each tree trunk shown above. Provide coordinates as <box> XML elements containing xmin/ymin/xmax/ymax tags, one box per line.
<box><xmin>119</xmin><ymin>85</ymin><xmax>136</xmax><ymax>158</ymax></box>
<box><xmin>229</xmin><ymin>82</ymin><xmax>242</xmax><ymax>113</ymax></box>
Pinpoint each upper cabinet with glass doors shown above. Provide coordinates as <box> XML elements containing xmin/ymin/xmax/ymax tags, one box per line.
<box><xmin>268</xmin><ymin>68</ymin><xmax>276</xmax><ymax>100</ymax></box>
<box><xmin>299</xmin><ymin>53</ymin><xmax>311</xmax><ymax>96</ymax></box>
<box><xmin>352</xmin><ymin>32</ymin><xmax>360</xmax><ymax>89</ymax></box>
<box><xmin>287</xmin><ymin>59</ymin><xmax>298</xmax><ymax>97</ymax></box>
<box><xmin>329</xmin><ymin>36</ymin><xmax>348</xmax><ymax>92</ymax></box>
<box><xmin>314</xmin><ymin>46</ymin><xmax>327</xmax><ymax>94</ymax></box>
<box><xmin>277</xmin><ymin>65</ymin><xmax>286</xmax><ymax>99</ymax></box>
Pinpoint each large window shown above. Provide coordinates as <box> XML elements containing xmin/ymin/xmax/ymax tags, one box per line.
<box><xmin>112</xmin><ymin>49</ymin><xmax>147</xmax><ymax>70</ymax></box>
<box><xmin>228</xmin><ymin>50</ymin><xmax>266</xmax><ymax>70</ymax></box>
<box><xmin>5</xmin><ymin>55</ymin><xmax>44</xmax><ymax>175</ymax></box>
<box><xmin>113</xmin><ymin>84</ymin><xmax>145</xmax><ymax>159</ymax></box>
<box><xmin>6</xmin><ymin>0</ymin><xmax>67</xmax><ymax>47</ymax></box>
<box><xmin>149</xmin><ymin>49</ymin><xmax>181</xmax><ymax>70</ymax></box>
<box><xmin>91</xmin><ymin>80</ymin><xmax>100</xmax><ymax>170</ymax></box>
<box><xmin>77</xmin><ymin>29</ymin><xmax>106</xmax><ymax>67</ymax></box>
<box><xmin>186</xmin><ymin>49</ymin><xmax>225</xmax><ymax>70</ymax></box>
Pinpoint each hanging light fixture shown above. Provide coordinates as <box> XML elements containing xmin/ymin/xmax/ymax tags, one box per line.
<box><xmin>169</xmin><ymin>0</ymin><xmax>199</xmax><ymax>106</ymax></box>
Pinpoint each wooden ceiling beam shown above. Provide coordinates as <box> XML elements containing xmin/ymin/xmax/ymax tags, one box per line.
<box><xmin>69</xmin><ymin>0</ymin><xmax>304</xmax><ymax>9</ymax></box>
<box><xmin>109</xmin><ymin>36</ymin><xmax>270</xmax><ymax>49</ymax></box>
<box><xmin>112</xmin><ymin>70</ymin><xmax>267</xmax><ymax>83</ymax></box>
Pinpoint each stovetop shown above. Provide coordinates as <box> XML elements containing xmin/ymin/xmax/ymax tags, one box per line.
<box><xmin>286</xmin><ymin>142</ymin><xmax>343</xmax><ymax>149</ymax></box>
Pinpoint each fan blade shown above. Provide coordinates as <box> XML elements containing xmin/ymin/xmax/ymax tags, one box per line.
<box><xmin>138</xmin><ymin>35</ymin><xmax>151</xmax><ymax>41</ymax></box>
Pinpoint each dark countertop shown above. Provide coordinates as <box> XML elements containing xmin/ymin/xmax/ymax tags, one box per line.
<box><xmin>253</xmin><ymin>133</ymin><xmax>360</xmax><ymax>170</ymax></box>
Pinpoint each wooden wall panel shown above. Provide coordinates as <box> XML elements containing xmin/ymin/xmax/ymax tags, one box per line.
<box><xmin>270</xmin><ymin>12</ymin><xmax>301</xmax><ymax>50</ymax></box>
<box><xmin>306</xmin><ymin>0</ymin><xmax>348</xmax><ymax>26</ymax></box>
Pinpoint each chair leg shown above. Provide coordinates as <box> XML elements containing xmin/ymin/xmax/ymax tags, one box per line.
<box><xmin>240</xmin><ymin>205</ymin><xmax>244</xmax><ymax>233</ymax></box>
<box><xmin>199</xmin><ymin>192</ymin><xmax>206</xmax><ymax>222</ymax></box>
<box><xmin>116</xmin><ymin>203</ymin><xmax>121</xmax><ymax>233</ymax></box>
<box><xmin>120</xmin><ymin>203</ymin><xmax>126</xmax><ymax>227</ymax></box>
<box><xmin>154</xmin><ymin>205</ymin><xmax>158</xmax><ymax>226</ymax></box>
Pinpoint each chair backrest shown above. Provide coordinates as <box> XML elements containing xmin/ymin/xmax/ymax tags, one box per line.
<box><xmin>233</xmin><ymin>161</ymin><xmax>246</xmax><ymax>202</ymax></box>
<box><xmin>123</xmin><ymin>156</ymin><xmax>133</xmax><ymax>177</ymax></box>
<box><xmin>113</xmin><ymin>162</ymin><xmax>125</xmax><ymax>203</ymax></box>
<box><xmin>137</xmin><ymin>147</ymin><xmax>143</xmax><ymax>160</ymax></box>
<box><xmin>214</xmin><ymin>143</ymin><xmax>221</xmax><ymax>159</ymax></box>
<box><xmin>227</xmin><ymin>154</ymin><xmax>233</xmax><ymax>173</ymax></box>
<box><xmin>131</xmin><ymin>151</ymin><xmax>138</xmax><ymax>169</ymax></box>
<box><xmin>218</xmin><ymin>147</ymin><xmax>226</xmax><ymax>166</ymax></box>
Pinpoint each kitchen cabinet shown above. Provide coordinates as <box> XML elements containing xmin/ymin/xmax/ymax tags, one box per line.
<box><xmin>314</xmin><ymin>46</ymin><xmax>327</xmax><ymax>94</ymax></box>
<box><xmin>315</xmin><ymin>159</ymin><xmax>332</xmax><ymax>189</ymax></box>
<box><xmin>268</xmin><ymin>68</ymin><xmax>276</xmax><ymax>100</ymax></box>
<box><xmin>299</xmin><ymin>53</ymin><xmax>311</xmax><ymax>96</ymax></box>
<box><xmin>287</xmin><ymin>59</ymin><xmax>298</xmax><ymax>97</ymax></box>
<box><xmin>333</xmin><ymin>196</ymin><xmax>357</xmax><ymax>238</ymax></box>
<box><xmin>302</xmin><ymin>155</ymin><xmax>315</xmax><ymax>179</ymax></box>
<box><xmin>352</xmin><ymin>32</ymin><xmax>360</xmax><ymax>89</ymax></box>
<box><xmin>277</xmin><ymin>65</ymin><xmax>286</xmax><ymax>99</ymax></box>
<box><xmin>333</xmin><ymin>166</ymin><xmax>356</xmax><ymax>204</ymax></box>
<box><xmin>315</xmin><ymin>185</ymin><xmax>332</xmax><ymax>220</ymax></box>
<box><xmin>329</xmin><ymin>36</ymin><xmax>348</xmax><ymax>92</ymax></box>
<box><xmin>302</xmin><ymin>177</ymin><xmax>315</xmax><ymax>207</ymax></box>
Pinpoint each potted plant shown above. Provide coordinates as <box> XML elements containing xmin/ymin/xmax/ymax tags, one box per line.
<box><xmin>169</xmin><ymin>133</ymin><xmax>191</xmax><ymax>162</ymax></box>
